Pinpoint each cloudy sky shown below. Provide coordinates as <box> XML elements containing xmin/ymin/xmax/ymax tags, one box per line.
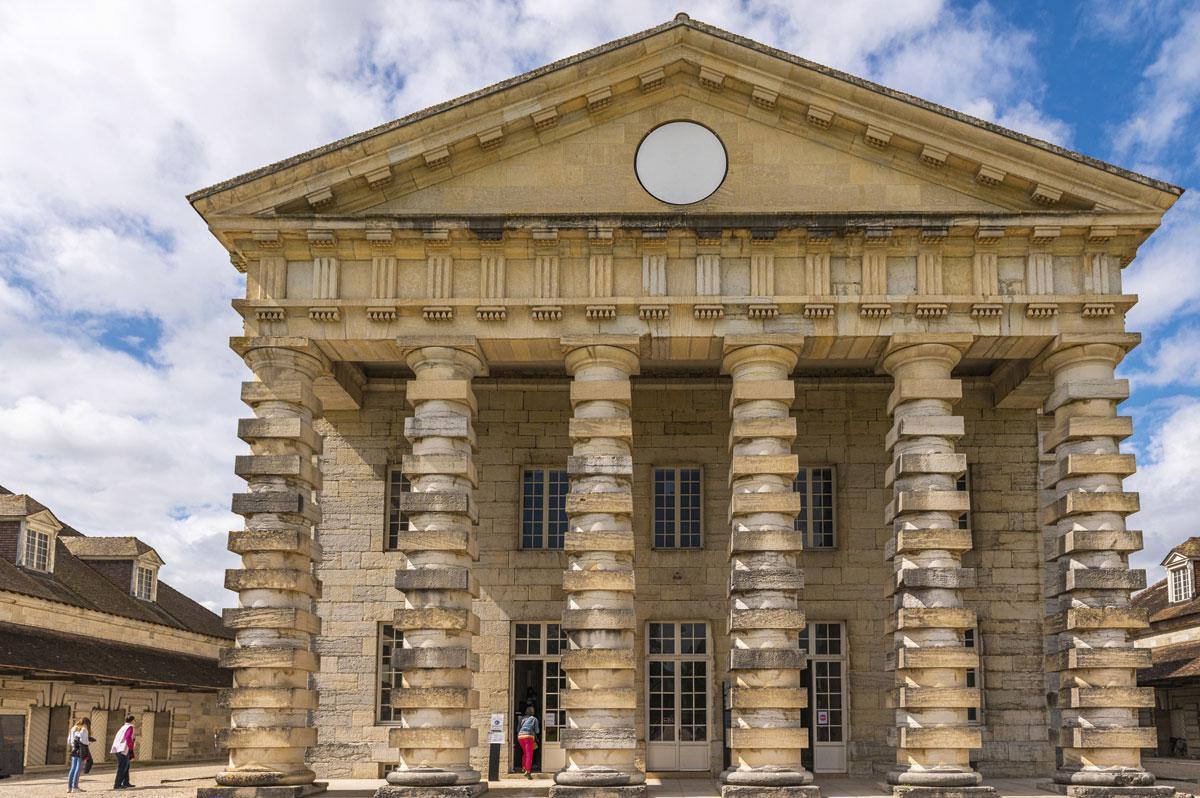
<box><xmin>1</xmin><ymin>0</ymin><xmax>1197</xmax><ymax>610</ymax></box>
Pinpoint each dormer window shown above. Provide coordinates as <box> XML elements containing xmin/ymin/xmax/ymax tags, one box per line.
<box><xmin>132</xmin><ymin>564</ymin><xmax>157</xmax><ymax>601</ymax></box>
<box><xmin>20</xmin><ymin>526</ymin><xmax>51</xmax><ymax>571</ymax></box>
<box><xmin>1169</xmin><ymin>564</ymin><xmax>1194</xmax><ymax>604</ymax></box>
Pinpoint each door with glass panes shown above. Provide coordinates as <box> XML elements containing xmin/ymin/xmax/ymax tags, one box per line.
<box><xmin>646</xmin><ymin>622</ymin><xmax>710</xmax><ymax>771</ymax></box>
<box><xmin>800</xmin><ymin>622</ymin><xmax>848</xmax><ymax>773</ymax></box>
<box><xmin>511</xmin><ymin>623</ymin><xmax>567</xmax><ymax>773</ymax></box>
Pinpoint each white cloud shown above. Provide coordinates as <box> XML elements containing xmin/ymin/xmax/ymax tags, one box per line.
<box><xmin>1129</xmin><ymin>398</ymin><xmax>1200</xmax><ymax>575</ymax></box>
<box><xmin>0</xmin><ymin>1</ymin><xmax>1076</xmax><ymax>610</ymax></box>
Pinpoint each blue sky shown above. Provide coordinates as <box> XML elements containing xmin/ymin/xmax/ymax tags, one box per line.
<box><xmin>0</xmin><ymin>0</ymin><xmax>1197</xmax><ymax>609</ymax></box>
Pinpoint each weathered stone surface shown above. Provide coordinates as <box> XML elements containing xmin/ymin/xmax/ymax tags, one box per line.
<box><xmin>730</xmin><ymin>570</ymin><xmax>805</xmax><ymax>591</ymax></box>
<box><xmin>730</xmin><ymin>648</ymin><xmax>806</xmax><ymax>671</ymax></box>
<box><xmin>1042</xmin><ymin>415</ymin><xmax>1133</xmax><ymax>452</ymax></box>
<box><xmin>1056</xmin><ymin>529</ymin><xmax>1143</xmax><ymax>556</ymax></box>
<box><xmin>218</xmin><ymin>727</ymin><xmax>319</xmax><ymax>748</ymax></box>
<box><xmin>228</xmin><ymin>529</ymin><xmax>321</xmax><ymax>558</ymax></box>
<box><xmin>894</xmin><ymin>567</ymin><xmax>976</xmax><ymax>590</ymax></box>
<box><xmin>403</xmin><ymin>379</ymin><xmax>476</xmax><ymax>410</ymax></box>
<box><xmin>558</xmin><ymin>727</ymin><xmax>637</xmax><ymax>749</ymax></box>
<box><xmin>392</xmin><ymin>607</ymin><xmax>479</xmax><ymax>632</ymax></box>
<box><xmin>219</xmin><ymin>647</ymin><xmax>319</xmax><ymax>671</ymax></box>
<box><xmin>569</xmin><ymin>379</ymin><xmax>631</xmax><ymax>404</ymax></box>
<box><xmin>562</xmin><ymin>569</ymin><xmax>636</xmax><ymax>592</ymax></box>
<box><xmin>235</xmin><ymin>454</ymin><xmax>319</xmax><ymax>484</ymax></box>
<box><xmin>1059</xmin><ymin>567</ymin><xmax>1146</xmax><ymax>593</ymax></box>
<box><xmin>376</xmin><ymin>785</ymin><xmax>486</xmax><ymax>798</ymax></box>
<box><xmin>562</xmin><ymin>607</ymin><xmax>635</xmax><ymax>630</ymax></box>
<box><xmin>722</xmin><ymin>786</ymin><xmax>820</xmax><ymax>798</ymax></box>
<box><xmin>549</xmin><ymin>786</ymin><xmax>647</xmax><ymax>798</ymax></box>
<box><xmin>1041</xmin><ymin>491</ymin><xmax>1139</xmax><ymax>524</ymax></box>
<box><xmin>199</xmin><ymin>784</ymin><xmax>328</xmax><ymax>798</ymax></box>
<box><xmin>225</xmin><ymin>568</ymin><xmax>320</xmax><ymax>597</ymax></box>
<box><xmin>1043</xmin><ymin>378</ymin><xmax>1130</xmax><ymax>413</ymax></box>
<box><xmin>897</xmin><ymin>726</ymin><xmax>982</xmax><ymax>749</ymax></box>
<box><xmin>1064</xmin><ymin>687</ymin><xmax>1154</xmax><ymax>709</ymax></box>
<box><xmin>565</xmin><ymin>492</ymin><xmax>634</xmax><ymax>515</ymax></box>
<box><xmin>219</xmin><ymin>687</ymin><xmax>318</xmax><ymax>710</ymax></box>
<box><xmin>895</xmin><ymin>686</ymin><xmax>980</xmax><ymax>708</ymax></box>
<box><xmin>729</xmin><ymin>378</ymin><xmax>795</xmax><ymax>406</ymax></box>
<box><xmin>403</xmin><ymin>412</ymin><xmax>475</xmax><ymax>442</ymax></box>
<box><xmin>728</xmin><ymin>416</ymin><xmax>797</xmax><ymax>443</ymax></box>
<box><xmin>390</xmin><ymin>687</ymin><xmax>478</xmax><ymax>709</ymax></box>
<box><xmin>729</xmin><ymin>491</ymin><xmax>802</xmax><ymax>515</ymax></box>
<box><xmin>388</xmin><ymin>727</ymin><xmax>478</xmax><ymax>749</ymax></box>
<box><xmin>561</xmin><ymin>687</ymin><xmax>637</xmax><ymax>709</ymax></box>
<box><xmin>401</xmin><ymin>453</ymin><xmax>478</xmax><ymax>484</ymax></box>
<box><xmin>568</xmin><ymin>416</ymin><xmax>634</xmax><ymax>441</ymax></box>
<box><xmin>886</xmin><ymin>416</ymin><xmax>965</xmax><ymax>450</ymax></box>
<box><xmin>567</xmin><ymin>454</ymin><xmax>634</xmax><ymax>475</ymax></box>
<box><xmin>394</xmin><ymin>566</ymin><xmax>473</xmax><ymax>592</ymax></box>
<box><xmin>1045</xmin><ymin>647</ymin><xmax>1150</xmax><ymax>672</ymax></box>
<box><xmin>729</xmin><ymin>454</ymin><xmax>800</xmax><ymax>480</ymax></box>
<box><xmin>729</xmin><ymin>608</ymin><xmax>806</xmax><ymax>631</ymax></box>
<box><xmin>398</xmin><ymin>490</ymin><xmax>478</xmax><ymax>520</ymax></box>
<box><xmin>889</xmin><ymin>529</ymin><xmax>973</xmax><ymax>557</ymax></box>
<box><xmin>729</xmin><ymin>687</ymin><xmax>808</xmax><ymax>709</ymax></box>
<box><xmin>887</xmin><ymin>378</ymin><xmax>962</xmax><ymax>413</ymax></box>
<box><xmin>1048</xmin><ymin>607</ymin><xmax>1148</xmax><ymax>633</ymax></box>
<box><xmin>559</xmin><ymin>648</ymin><xmax>636</xmax><ymax>671</ymax></box>
<box><xmin>391</xmin><ymin>646</ymin><xmax>475</xmax><ymax>670</ymax></box>
<box><xmin>224</xmin><ymin>606</ymin><xmax>321</xmax><ymax>634</ymax></box>
<box><xmin>890</xmin><ymin>646</ymin><xmax>979</xmax><ymax>670</ymax></box>
<box><xmin>891</xmin><ymin>607</ymin><xmax>976</xmax><ymax>630</ymax></box>
<box><xmin>563</xmin><ymin>529</ymin><xmax>636</xmax><ymax>552</ymax></box>
<box><xmin>1060</xmin><ymin>728</ymin><xmax>1157</xmax><ymax>749</ymax></box>
<box><xmin>728</xmin><ymin>727</ymin><xmax>808</xmax><ymax>748</ymax></box>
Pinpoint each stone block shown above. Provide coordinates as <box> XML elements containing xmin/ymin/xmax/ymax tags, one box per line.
<box><xmin>570</xmin><ymin>380</ymin><xmax>631</xmax><ymax>405</ymax></box>
<box><xmin>562</xmin><ymin>608</ymin><xmax>635</xmax><ymax>631</ymax></box>
<box><xmin>404</xmin><ymin>380</ymin><xmax>476</xmax><ymax>412</ymax></box>
<box><xmin>1044</xmin><ymin>378</ymin><xmax>1130</xmax><ymax>413</ymax></box>
<box><xmin>886</xmin><ymin>416</ymin><xmax>965</xmax><ymax>450</ymax></box>
<box><xmin>722</xmin><ymin>787</ymin><xmax>820</xmax><ymax>798</ymax></box>
<box><xmin>1043</xmin><ymin>416</ymin><xmax>1133</xmax><ymax>453</ymax></box>
<box><xmin>890</xmin><ymin>490</ymin><xmax>970</xmax><ymax>519</ymax></box>
<box><xmin>729</xmin><ymin>492</ymin><xmax>802</xmax><ymax>516</ymax></box>
<box><xmin>392</xmin><ymin>527</ymin><xmax>476</xmax><ymax>557</ymax></box>
<box><xmin>897</xmin><ymin>726</ymin><xmax>981</xmax><ymax>749</ymax></box>
<box><xmin>564</xmin><ymin>530</ymin><xmax>635</xmax><ymax>553</ymax></box>
<box><xmin>550</xmin><ymin>786</ymin><xmax>646</xmax><ymax>798</ymax></box>
<box><xmin>729</xmin><ymin>455</ymin><xmax>800</xmax><ymax>481</ymax></box>
<box><xmin>566</xmin><ymin>492</ymin><xmax>634</xmax><ymax>515</ymax></box>
<box><xmin>888</xmin><ymin>529</ymin><xmax>972</xmax><ymax>558</ymax></box>
<box><xmin>225</xmin><ymin>568</ymin><xmax>320</xmax><ymax>598</ymax></box>
<box><xmin>228</xmin><ymin>529</ymin><xmax>321</xmax><ymax>559</ymax></box>
<box><xmin>886</xmin><ymin>453</ymin><xmax>967</xmax><ymax>486</ymax></box>
<box><xmin>559</xmin><ymin>649</ymin><xmax>636</xmax><ymax>671</ymax></box>
<box><xmin>390</xmin><ymin>687</ymin><xmax>478</xmax><ymax>709</ymax></box>
<box><xmin>890</xmin><ymin>647</ymin><xmax>979</xmax><ymax>670</ymax></box>
<box><xmin>393</xmin><ymin>607</ymin><xmax>479</xmax><ymax>632</ymax></box>
<box><xmin>1060</xmin><ymin>727</ymin><xmax>1157</xmax><ymax>749</ymax></box>
<box><xmin>394</xmin><ymin>567</ymin><xmax>473</xmax><ymax>593</ymax></box>
<box><xmin>562</xmin><ymin>570</ymin><xmax>636</xmax><ymax>592</ymax></box>
<box><xmin>218</xmin><ymin>726</ymin><xmax>318</xmax><ymax>748</ymax></box>
<box><xmin>729</xmin><ymin>727</ymin><xmax>808</xmax><ymax>749</ymax></box>
<box><xmin>730</xmin><ymin>570</ymin><xmax>804</xmax><ymax>591</ymax></box>
<box><xmin>567</xmin><ymin>455</ymin><xmax>634</xmax><ymax>476</ymax></box>
<box><xmin>569</xmin><ymin>417</ymin><xmax>634</xmax><ymax>441</ymax></box>
<box><xmin>560</xmin><ymin>687</ymin><xmax>637</xmax><ymax>709</ymax></box>
<box><xmin>391</xmin><ymin>647</ymin><xmax>475</xmax><ymax>670</ymax></box>
<box><xmin>729</xmin><ymin>416</ymin><xmax>798</xmax><ymax>444</ymax></box>
<box><xmin>224</xmin><ymin>607</ymin><xmax>322</xmax><ymax>634</ymax></box>
<box><xmin>888</xmin><ymin>378</ymin><xmax>962</xmax><ymax>414</ymax></box>
<box><xmin>1041</xmin><ymin>492</ymin><xmax>1139</xmax><ymax>524</ymax></box>
<box><xmin>729</xmin><ymin>687</ymin><xmax>808</xmax><ymax>709</ymax></box>
<box><xmin>1059</xmin><ymin>567</ymin><xmax>1145</xmax><ymax>593</ymax></box>
<box><xmin>199</xmin><ymin>784</ymin><xmax>328</xmax><ymax>798</ymax></box>
<box><xmin>219</xmin><ymin>646</ymin><xmax>318</xmax><ymax>672</ymax></box>
<box><xmin>730</xmin><ymin>608</ymin><xmax>806</xmax><ymax>631</ymax></box>
<box><xmin>404</xmin><ymin>413</ymin><xmax>476</xmax><ymax>445</ymax></box>
<box><xmin>219</xmin><ymin>687</ymin><xmax>318</xmax><ymax>710</ymax></box>
<box><xmin>891</xmin><ymin>608</ymin><xmax>976</xmax><ymax>630</ymax></box>
<box><xmin>376</xmin><ymin>785</ymin><xmax>486</xmax><ymax>798</ymax></box>
<box><xmin>729</xmin><ymin>648</ymin><xmax>806</xmax><ymax>671</ymax></box>
<box><xmin>730</xmin><ymin>379</ymin><xmax>796</xmax><ymax>409</ymax></box>
<box><xmin>559</xmin><ymin>726</ymin><xmax>637</xmax><ymax>749</ymax></box>
<box><xmin>388</xmin><ymin>726</ymin><xmax>477</xmax><ymax>749</ymax></box>
<box><xmin>895</xmin><ymin>567</ymin><xmax>975</xmax><ymax>590</ymax></box>
<box><xmin>1065</xmin><ymin>687</ymin><xmax>1155</xmax><ymax>709</ymax></box>
<box><xmin>399</xmin><ymin>490</ymin><xmax>479</xmax><ymax>522</ymax></box>
<box><xmin>235</xmin><ymin>454</ymin><xmax>320</xmax><ymax>486</ymax></box>
<box><xmin>1045</xmin><ymin>647</ymin><xmax>1150</xmax><ymax>672</ymax></box>
<box><xmin>895</xmin><ymin>687</ymin><xmax>980</xmax><ymax>708</ymax></box>
<box><xmin>1056</xmin><ymin>530</ymin><xmax>1143</xmax><ymax>556</ymax></box>
<box><xmin>241</xmin><ymin>380</ymin><xmax>320</xmax><ymax>411</ymax></box>
<box><xmin>1047</xmin><ymin>608</ymin><xmax>1147</xmax><ymax>633</ymax></box>
<box><xmin>238</xmin><ymin>416</ymin><xmax>322</xmax><ymax>452</ymax></box>
<box><xmin>402</xmin><ymin>454</ymin><xmax>478</xmax><ymax>486</ymax></box>
<box><xmin>1055</xmin><ymin>454</ymin><xmax>1137</xmax><ymax>482</ymax></box>
<box><xmin>232</xmin><ymin>490</ymin><xmax>318</xmax><ymax>523</ymax></box>
<box><xmin>730</xmin><ymin>529</ymin><xmax>804</xmax><ymax>553</ymax></box>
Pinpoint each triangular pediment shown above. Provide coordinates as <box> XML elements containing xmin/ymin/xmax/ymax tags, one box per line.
<box><xmin>190</xmin><ymin>16</ymin><xmax>1180</xmax><ymax>223</ymax></box>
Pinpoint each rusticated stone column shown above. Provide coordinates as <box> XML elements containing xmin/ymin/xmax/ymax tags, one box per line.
<box><xmin>381</xmin><ymin>345</ymin><xmax>486</xmax><ymax>798</ymax></box>
<box><xmin>208</xmin><ymin>340</ymin><xmax>327</xmax><ymax>798</ymax></box>
<box><xmin>553</xmin><ymin>337</ymin><xmax>644</xmax><ymax>798</ymax></box>
<box><xmin>1041</xmin><ymin>340</ymin><xmax>1164</xmax><ymax>797</ymax></box>
<box><xmin>881</xmin><ymin>335</ymin><xmax>990</xmax><ymax>797</ymax></box>
<box><xmin>721</xmin><ymin>341</ymin><xmax>817</xmax><ymax>798</ymax></box>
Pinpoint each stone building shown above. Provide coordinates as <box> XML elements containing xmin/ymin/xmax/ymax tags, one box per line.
<box><xmin>186</xmin><ymin>15</ymin><xmax>1181</xmax><ymax>798</ymax></box>
<box><xmin>1133</xmin><ymin>540</ymin><xmax>1200</xmax><ymax>761</ymax></box>
<box><xmin>0</xmin><ymin>488</ymin><xmax>231</xmax><ymax>775</ymax></box>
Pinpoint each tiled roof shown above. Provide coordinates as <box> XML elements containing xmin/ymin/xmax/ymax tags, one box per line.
<box><xmin>1140</xmin><ymin>639</ymin><xmax>1200</xmax><ymax>686</ymax></box>
<box><xmin>61</xmin><ymin>536</ymin><xmax>161</xmax><ymax>561</ymax></box>
<box><xmin>0</xmin><ymin>621</ymin><xmax>228</xmax><ymax>690</ymax></box>
<box><xmin>0</xmin><ymin>485</ymin><xmax>231</xmax><ymax>640</ymax></box>
<box><xmin>1164</xmin><ymin>537</ymin><xmax>1200</xmax><ymax>563</ymax></box>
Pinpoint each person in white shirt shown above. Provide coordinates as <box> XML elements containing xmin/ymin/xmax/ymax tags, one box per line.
<box><xmin>66</xmin><ymin>717</ymin><xmax>94</xmax><ymax>793</ymax></box>
<box><xmin>109</xmin><ymin>714</ymin><xmax>136</xmax><ymax>790</ymax></box>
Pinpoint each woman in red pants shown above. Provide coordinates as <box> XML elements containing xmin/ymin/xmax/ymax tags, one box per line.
<box><xmin>516</xmin><ymin>707</ymin><xmax>540</xmax><ymax>778</ymax></box>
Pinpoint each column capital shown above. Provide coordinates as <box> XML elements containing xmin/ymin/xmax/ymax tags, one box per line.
<box><xmin>721</xmin><ymin>334</ymin><xmax>804</xmax><ymax>358</ymax></box>
<box><xmin>560</xmin><ymin>334</ymin><xmax>642</xmax><ymax>355</ymax></box>
<box><xmin>720</xmin><ymin>342</ymin><xmax>799</xmax><ymax>375</ymax></box>
<box><xmin>231</xmin><ymin>336</ymin><xmax>330</xmax><ymax>375</ymax></box>
<box><xmin>405</xmin><ymin>344</ymin><xmax>485</xmax><ymax>379</ymax></box>
<box><xmin>398</xmin><ymin>336</ymin><xmax>487</xmax><ymax>373</ymax></box>
<box><xmin>884</xmin><ymin>333</ymin><xmax>974</xmax><ymax>357</ymax></box>
<box><xmin>881</xmin><ymin>341</ymin><xmax>964</xmax><ymax>377</ymax></box>
<box><xmin>563</xmin><ymin>337</ymin><xmax>640</xmax><ymax>377</ymax></box>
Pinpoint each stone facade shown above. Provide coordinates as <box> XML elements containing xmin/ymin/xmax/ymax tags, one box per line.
<box><xmin>188</xmin><ymin>13</ymin><xmax>1181</xmax><ymax>798</ymax></box>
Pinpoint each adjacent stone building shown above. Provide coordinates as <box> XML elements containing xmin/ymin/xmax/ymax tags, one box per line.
<box><xmin>0</xmin><ymin>488</ymin><xmax>231</xmax><ymax>775</ymax></box>
<box><xmin>186</xmin><ymin>15</ymin><xmax>1181</xmax><ymax>798</ymax></box>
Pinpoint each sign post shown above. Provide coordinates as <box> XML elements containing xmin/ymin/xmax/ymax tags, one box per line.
<box><xmin>486</xmin><ymin>712</ymin><xmax>505</xmax><ymax>782</ymax></box>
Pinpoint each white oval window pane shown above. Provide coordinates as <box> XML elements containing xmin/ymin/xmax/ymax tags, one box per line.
<box><xmin>635</xmin><ymin>122</ymin><xmax>727</xmax><ymax>204</ymax></box>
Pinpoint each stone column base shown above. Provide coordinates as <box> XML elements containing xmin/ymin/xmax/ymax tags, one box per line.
<box><xmin>1037</xmin><ymin>783</ymin><xmax>1175</xmax><ymax>798</ymax></box>
<box><xmin>722</xmin><ymin>786</ymin><xmax>822</xmax><ymax>798</ymax></box>
<box><xmin>197</xmin><ymin>784</ymin><xmax>327</xmax><ymax>798</ymax></box>
<box><xmin>549</xmin><ymin>786</ymin><xmax>647</xmax><ymax>798</ymax></box>
<box><xmin>375</xmin><ymin>785</ymin><xmax>487</xmax><ymax>798</ymax></box>
<box><xmin>891</xmin><ymin>787</ymin><xmax>995</xmax><ymax>798</ymax></box>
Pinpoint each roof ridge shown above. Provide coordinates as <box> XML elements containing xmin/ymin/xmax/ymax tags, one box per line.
<box><xmin>188</xmin><ymin>14</ymin><xmax>1182</xmax><ymax>204</ymax></box>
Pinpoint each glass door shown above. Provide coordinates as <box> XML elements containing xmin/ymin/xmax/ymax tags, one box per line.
<box><xmin>511</xmin><ymin>622</ymin><xmax>567</xmax><ymax>773</ymax></box>
<box><xmin>801</xmin><ymin>622</ymin><xmax>848</xmax><ymax>773</ymax></box>
<box><xmin>646</xmin><ymin>622</ymin><xmax>710</xmax><ymax>771</ymax></box>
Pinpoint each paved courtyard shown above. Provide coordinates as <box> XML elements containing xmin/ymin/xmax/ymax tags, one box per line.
<box><xmin>8</xmin><ymin>763</ymin><xmax>1197</xmax><ymax>798</ymax></box>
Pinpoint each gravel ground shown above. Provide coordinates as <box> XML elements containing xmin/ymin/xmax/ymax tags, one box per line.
<box><xmin>0</xmin><ymin>761</ymin><xmax>222</xmax><ymax>798</ymax></box>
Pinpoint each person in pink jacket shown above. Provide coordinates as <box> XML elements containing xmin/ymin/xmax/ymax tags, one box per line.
<box><xmin>109</xmin><ymin>714</ymin><xmax>136</xmax><ymax>790</ymax></box>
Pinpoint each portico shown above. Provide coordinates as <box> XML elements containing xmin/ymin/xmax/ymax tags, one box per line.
<box><xmin>188</xmin><ymin>14</ymin><xmax>1180</xmax><ymax>798</ymax></box>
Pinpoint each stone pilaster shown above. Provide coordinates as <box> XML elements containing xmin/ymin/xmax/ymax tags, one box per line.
<box><xmin>881</xmin><ymin>335</ymin><xmax>991</xmax><ymax>797</ymax></box>
<box><xmin>206</xmin><ymin>340</ymin><xmax>328</xmax><ymax>798</ymax></box>
<box><xmin>552</xmin><ymin>337</ymin><xmax>644</xmax><ymax>798</ymax></box>
<box><xmin>1041</xmin><ymin>340</ymin><xmax>1165</xmax><ymax>798</ymax></box>
<box><xmin>380</xmin><ymin>345</ymin><xmax>486</xmax><ymax>798</ymax></box>
<box><xmin>720</xmin><ymin>341</ymin><xmax>817</xmax><ymax>798</ymax></box>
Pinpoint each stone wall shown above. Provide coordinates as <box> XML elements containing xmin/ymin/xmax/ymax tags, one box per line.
<box><xmin>310</xmin><ymin>376</ymin><xmax>1049</xmax><ymax>779</ymax></box>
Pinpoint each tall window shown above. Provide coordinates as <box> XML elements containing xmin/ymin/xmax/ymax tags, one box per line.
<box><xmin>647</xmin><ymin>622</ymin><xmax>708</xmax><ymax>743</ymax></box>
<box><xmin>1170</xmin><ymin>565</ymin><xmax>1194</xmax><ymax>604</ymax></box>
<box><xmin>964</xmin><ymin>627</ymin><xmax>983</xmax><ymax>724</ymax></box>
<box><xmin>385</xmin><ymin>467</ymin><xmax>411</xmax><ymax>551</ymax></box>
<box><xmin>956</xmin><ymin>470</ymin><xmax>971</xmax><ymax>531</ymax></box>
<box><xmin>20</xmin><ymin>527</ymin><xmax>51</xmax><ymax>572</ymax></box>
<box><xmin>521</xmin><ymin>469</ymin><xmax>568</xmax><ymax>550</ymax></box>
<box><xmin>653</xmin><ymin>467</ymin><xmax>702</xmax><ymax>549</ymax></box>
<box><xmin>378</xmin><ymin>624</ymin><xmax>404</xmax><ymax>723</ymax></box>
<box><xmin>794</xmin><ymin>467</ymin><xmax>835</xmax><ymax>549</ymax></box>
<box><xmin>132</xmin><ymin>565</ymin><xmax>155</xmax><ymax>600</ymax></box>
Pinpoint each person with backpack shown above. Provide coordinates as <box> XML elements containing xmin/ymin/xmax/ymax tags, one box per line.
<box><xmin>109</xmin><ymin>714</ymin><xmax>136</xmax><ymax>790</ymax></box>
<box><xmin>516</xmin><ymin>706</ymin><xmax>540</xmax><ymax>779</ymax></box>
<box><xmin>66</xmin><ymin>717</ymin><xmax>95</xmax><ymax>793</ymax></box>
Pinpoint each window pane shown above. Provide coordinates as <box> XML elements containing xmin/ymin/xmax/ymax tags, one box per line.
<box><xmin>379</xmin><ymin>624</ymin><xmax>404</xmax><ymax>722</ymax></box>
<box><xmin>547</xmin><ymin>470</ymin><xmax>568</xmax><ymax>550</ymax></box>
<box><xmin>654</xmin><ymin>468</ymin><xmax>676</xmax><ymax>548</ymax></box>
<box><xmin>649</xmin><ymin>622</ymin><xmax>675</xmax><ymax>655</ymax></box>
<box><xmin>793</xmin><ymin>471</ymin><xmax>808</xmax><ymax>543</ymax></box>
<box><xmin>679</xmin><ymin>468</ymin><xmax>702</xmax><ymax>548</ymax></box>
<box><xmin>386</xmin><ymin>469</ymin><xmax>411</xmax><ymax>551</ymax></box>
<box><xmin>522</xmin><ymin>470</ymin><xmax>545</xmax><ymax>550</ymax></box>
<box><xmin>957</xmin><ymin>471</ymin><xmax>970</xmax><ymax>530</ymax></box>
<box><xmin>810</xmin><ymin>468</ymin><xmax>835</xmax><ymax>549</ymax></box>
<box><xmin>680</xmin><ymin>622</ymin><xmax>706</xmax><ymax>655</ymax></box>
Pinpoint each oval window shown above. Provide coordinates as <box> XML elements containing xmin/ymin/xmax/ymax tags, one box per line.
<box><xmin>634</xmin><ymin>121</ymin><xmax>727</xmax><ymax>205</ymax></box>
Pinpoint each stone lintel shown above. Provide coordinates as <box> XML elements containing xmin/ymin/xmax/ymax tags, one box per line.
<box><xmin>1065</xmin><ymin>687</ymin><xmax>1155</xmax><ymax>708</ymax></box>
<box><xmin>393</xmin><ymin>607</ymin><xmax>479</xmax><ymax>633</ymax></box>
<box><xmin>886</xmin><ymin>417</ymin><xmax>965</xmax><ymax>451</ymax></box>
<box><xmin>1047</xmin><ymin>607</ymin><xmax>1148</xmax><ymax>633</ymax></box>
<box><xmin>1060</xmin><ymin>727</ymin><xmax>1157</xmax><ymax>749</ymax></box>
<box><xmin>897</xmin><ymin>726</ymin><xmax>981</xmax><ymax>749</ymax></box>
<box><xmin>562</xmin><ymin>607</ymin><xmax>635</xmax><ymax>631</ymax></box>
<box><xmin>887</xmin><ymin>378</ymin><xmax>962</xmax><ymax>415</ymax></box>
<box><xmin>567</xmin><ymin>454</ymin><xmax>635</xmax><ymax>476</ymax></box>
<box><xmin>390</xmin><ymin>687</ymin><xmax>478</xmax><ymax>709</ymax></box>
<box><xmin>564</xmin><ymin>529</ymin><xmax>635</xmax><ymax>553</ymax></box>
<box><xmin>401</xmin><ymin>454</ymin><xmax>478</xmax><ymax>486</ymax></box>
<box><xmin>219</xmin><ymin>646</ymin><xmax>319</xmax><ymax>672</ymax></box>
<box><xmin>1045</xmin><ymin>646</ymin><xmax>1151</xmax><ymax>672</ymax></box>
<box><xmin>728</xmin><ymin>686</ymin><xmax>807</xmax><ymax>709</ymax></box>
<box><xmin>1043</xmin><ymin>416</ymin><xmax>1134</xmax><ymax>453</ymax></box>
<box><xmin>560</xmin><ymin>687</ymin><xmax>637</xmax><ymax>709</ymax></box>
<box><xmin>569</xmin><ymin>417</ymin><xmax>634</xmax><ymax>441</ymax></box>
<box><xmin>559</xmin><ymin>726</ymin><xmax>637</xmax><ymax>749</ymax></box>
<box><xmin>890</xmin><ymin>607</ymin><xmax>976</xmax><ymax>631</ymax></box>
<box><xmin>224</xmin><ymin>607</ymin><xmax>322</xmax><ymax>635</ymax></box>
<box><xmin>566</xmin><ymin>492</ymin><xmax>634</xmax><ymax>516</ymax></box>
<box><xmin>388</xmin><ymin>727</ymin><xmax>478</xmax><ymax>749</ymax></box>
<box><xmin>1056</xmin><ymin>530</ymin><xmax>1143</xmax><ymax>556</ymax></box>
<box><xmin>404</xmin><ymin>380</ymin><xmax>477</xmax><ymax>413</ymax></box>
<box><xmin>728</xmin><ymin>727</ymin><xmax>807</xmax><ymax>748</ymax></box>
<box><xmin>238</xmin><ymin>417</ymin><xmax>322</xmax><ymax>453</ymax></box>
<box><xmin>729</xmin><ymin>454</ymin><xmax>800</xmax><ymax>482</ymax></box>
<box><xmin>559</xmin><ymin>648</ymin><xmax>636</xmax><ymax>671</ymax></box>
<box><xmin>228</xmin><ymin>530</ymin><xmax>321</xmax><ymax>560</ymax></box>
<box><xmin>889</xmin><ymin>647</ymin><xmax>979</xmax><ymax>670</ymax></box>
<box><xmin>570</xmin><ymin>380</ymin><xmax>631</xmax><ymax>406</ymax></box>
<box><xmin>730</xmin><ymin>608</ymin><xmax>806</xmax><ymax>631</ymax></box>
<box><xmin>894</xmin><ymin>687</ymin><xmax>980</xmax><ymax>709</ymax></box>
<box><xmin>729</xmin><ymin>648</ymin><xmax>806</xmax><ymax>671</ymax></box>
<box><xmin>225</xmin><ymin>569</ymin><xmax>320</xmax><ymax>598</ymax></box>
<box><xmin>198</xmin><ymin>783</ymin><xmax>328</xmax><ymax>798</ymax></box>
